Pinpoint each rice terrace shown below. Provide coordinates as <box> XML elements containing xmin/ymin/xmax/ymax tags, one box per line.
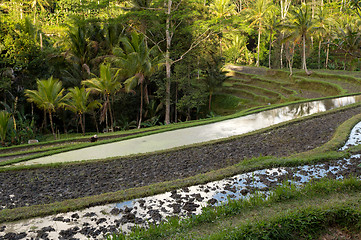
<box><xmin>2</xmin><ymin>0</ymin><xmax>361</xmax><ymax>239</ymax></box>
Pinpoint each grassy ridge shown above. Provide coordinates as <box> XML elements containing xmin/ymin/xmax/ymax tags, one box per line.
<box><xmin>221</xmin><ymin>66</ymin><xmax>361</xmax><ymax>114</ymax></box>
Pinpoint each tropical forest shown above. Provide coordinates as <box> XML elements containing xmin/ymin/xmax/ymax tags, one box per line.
<box><xmin>2</xmin><ymin>0</ymin><xmax>361</xmax><ymax>239</ymax></box>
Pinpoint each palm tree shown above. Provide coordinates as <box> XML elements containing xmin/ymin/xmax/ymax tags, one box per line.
<box><xmin>82</xmin><ymin>63</ymin><xmax>122</xmax><ymax>131</ymax></box>
<box><xmin>25</xmin><ymin>77</ymin><xmax>66</xmax><ymax>140</ymax></box>
<box><xmin>204</xmin><ymin>56</ymin><xmax>229</xmax><ymax>111</ymax></box>
<box><xmin>286</xmin><ymin>3</ymin><xmax>315</xmax><ymax>75</ymax></box>
<box><xmin>264</xmin><ymin>6</ymin><xmax>281</xmax><ymax>69</ymax></box>
<box><xmin>63</xmin><ymin>18</ymin><xmax>104</xmax><ymax>84</ymax></box>
<box><xmin>112</xmin><ymin>32</ymin><xmax>162</xmax><ymax>129</ymax></box>
<box><xmin>247</xmin><ymin>0</ymin><xmax>272</xmax><ymax>67</ymax></box>
<box><xmin>29</xmin><ymin>0</ymin><xmax>50</xmax><ymax>24</ymax></box>
<box><xmin>0</xmin><ymin>110</ymin><xmax>11</xmax><ymax>146</ymax></box>
<box><xmin>210</xmin><ymin>0</ymin><xmax>234</xmax><ymax>56</ymax></box>
<box><xmin>335</xmin><ymin>22</ymin><xmax>361</xmax><ymax>70</ymax></box>
<box><xmin>314</xmin><ymin>5</ymin><xmax>333</xmax><ymax>69</ymax></box>
<box><xmin>63</xmin><ymin>87</ymin><xmax>101</xmax><ymax>135</ymax></box>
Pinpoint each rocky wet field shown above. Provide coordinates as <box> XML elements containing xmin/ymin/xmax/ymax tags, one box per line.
<box><xmin>1</xmin><ymin>135</ymin><xmax>361</xmax><ymax>239</ymax></box>
<box><xmin>1</xmin><ymin>106</ymin><xmax>361</xmax><ymax>239</ymax></box>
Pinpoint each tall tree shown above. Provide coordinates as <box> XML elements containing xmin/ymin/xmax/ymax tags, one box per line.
<box><xmin>286</xmin><ymin>3</ymin><xmax>315</xmax><ymax>75</ymax></box>
<box><xmin>210</xmin><ymin>0</ymin><xmax>234</xmax><ymax>56</ymax></box>
<box><xmin>30</xmin><ymin>0</ymin><xmax>50</xmax><ymax>24</ymax></box>
<box><xmin>247</xmin><ymin>0</ymin><xmax>272</xmax><ymax>67</ymax></box>
<box><xmin>112</xmin><ymin>32</ymin><xmax>161</xmax><ymax>129</ymax></box>
<box><xmin>264</xmin><ymin>6</ymin><xmax>281</xmax><ymax>69</ymax></box>
<box><xmin>82</xmin><ymin>63</ymin><xmax>122</xmax><ymax>131</ymax></box>
<box><xmin>25</xmin><ymin>76</ymin><xmax>66</xmax><ymax>140</ymax></box>
<box><xmin>279</xmin><ymin>0</ymin><xmax>292</xmax><ymax>68</ymax></box>
<box><xmin>63</xmin><ymin>87</ymin><xmax>101</xmax><ymax>135</ymax></box>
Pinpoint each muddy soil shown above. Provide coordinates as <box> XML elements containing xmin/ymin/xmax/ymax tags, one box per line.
<box><xmin>0</xmin><ymin>107</ymin><xmax>361</xmax><ymax>210</ymax></box>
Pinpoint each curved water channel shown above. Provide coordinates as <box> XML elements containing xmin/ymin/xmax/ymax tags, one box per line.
<box><xmin>1</xmin><ymin>118</ymin><xmax>361</xmax><ymax>239</ymax></box>
<box><xmin>15</xmin><ymin>95</ymin><xmax>361</xmax><ymax>166</ymax></box>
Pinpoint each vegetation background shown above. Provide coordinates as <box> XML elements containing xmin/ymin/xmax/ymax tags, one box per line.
<box><xmin>1</xmin><ymin>0</ymin><xmax>361</xmax><ymax>146</ymax></box>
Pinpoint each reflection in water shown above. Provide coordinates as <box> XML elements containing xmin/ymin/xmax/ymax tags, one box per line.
<box><xmin>17</xmin><ymin>95</ymin><xmax>361</xmax><ymax>165</ymax></box>
<box><xmin>2</xmin><ymin>100</ymin><xmax>361</xmax><ymax>239</ymax></box>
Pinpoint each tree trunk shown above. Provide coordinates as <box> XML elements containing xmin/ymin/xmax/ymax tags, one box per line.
<box><xmin>81</xmin><ymin>113</ymin><xmax>86</xmax><ymax>136</ymax></box>
<box><xmin>280</xmin><ymin>43</ymin><xmax>284</xmax><ymax>69</ymax></box>
<box><xmin>302</xmin><ymin>35</ymin><xmax>311</xmax><ymax>75</ymax></box>
<box><xmin>325</xmin><ymin>42</ymin><xmax>330</xmax><ymax>69</ymax></box>
<box><xmin>175</xmin><ymin>82</ymin><xmax>178</xmax><ymax>123</ymax></box>
<box><xmin>40</xmin><ymin>33</ymin><xmax>43</xmax><ymax>51</ymax></box>
<box><xmin>92</xmin><ymin>111</ymin><xmax>99</xmax><ymax>133</ymax></box>
<box><xmin>256</xmin><ymin>21</ymin><xmax>261</xmax><ymax>67</ymax></box>
<box><xmin>288</xmin><ymin>59</ymin><xmax>293</xmax><ymax>77</ymax></box>
<box><xmin>164</xmin><ymin>0</ymin><xmax>172</xmax><ymax>125</ymax></box>
<box><xmin>106</xmin><ymin>95</ymin><xmax>114</xmax><ymax>131</ymax></box>
<box><xmin>42</xmin><ymin>109</ymin><xmax>47</xmax><ymax>131</ymax></box>
<box><xmin>48</xmin><ymin>110</ymin><xmax>56</xmax><ymax>140</ymax></box>
<box><xmin>137</xmin><ymin>79</ymin><xmax>144</xmax><ymax>129</ymax></box>
<box><xmin>318</xmin><ymin>39</ymin><xmax>322</xmax><ymax>69</ymax></box>
<box><xmin>268</xmin><ymin>29</ymin><xmax>272</xmax><ymax>69</ymax></box>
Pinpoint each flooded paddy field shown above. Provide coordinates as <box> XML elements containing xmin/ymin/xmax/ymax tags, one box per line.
<box><xmin>1</xmin><ymin>98</ymin><xmax>361</xmax><ymax>239</ymax></box>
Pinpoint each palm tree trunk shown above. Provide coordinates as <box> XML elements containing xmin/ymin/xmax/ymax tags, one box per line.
<box><xmin>108</xmin><ymin>95</ymin><xmax>114</xmax><ymax>131</ymax></box>
<box><xmin>268</xmin><ymin>29</ymin><xmax>272</xmax><ymax>69</ymax></box>
<box><xmin>318</xmin><ymin>39</ymin><xmax>322</xmax><ymax>69</ymax></box>
<box><xmin>83</xmin><ymin>113</ymin><xmax>86</xmax><ymax>135</ymax></box>
<box><xmin>256</xmin><ymin>22</ymin><xmax>261</xmax><ymax>67</ymax></box>
<box><xmin>302</xmin><ymin>35</ymin><xmax>311</xmax><ymax>75</ymax></box>
<box><xmin>42</xmin><ymin>109</ymin><xmax>47</xmax><ymax>131</ymax></box>
<box><xmin>325</xmin><ymin>42</ymin><xmax>330</xmax><ymax>69</ymax></box>
<box><xmin>175</xmin><ymin>82</ymin><xmax>178</xmax><ymax>123</ymax></box>
<box><xmin>80</xmin><ymin>113</ymin><xmax>85</xmax><ymax>136</ymax></box>
<box><xmin>280</xmin><ymin>43</ymin><xmax>284</xmax><ymax>68</ymax></box>
<box><xmin>138</xmin><ymin>81</ymin><xmax>144</xmax><ymax>129</ymax></box>
<box><xmin>165</xmin><ymin>0</ymin><xmax>172</xmax><ymax>125</ymax></box>
<box><xmin>48</xmin><ymin>110</ymin><xmax>56</xmax><ymax>140</ymax></box>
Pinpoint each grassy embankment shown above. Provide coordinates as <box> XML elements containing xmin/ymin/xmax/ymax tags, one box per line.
<box><xmin>213</xmin><ymin>66</ymin><xmax>361</xmax><ymax>115</ymax></box>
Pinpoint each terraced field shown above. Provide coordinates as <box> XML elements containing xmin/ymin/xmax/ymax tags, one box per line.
<box><xmin>213</xmin><ymin>65</ymin><xmax>361</xmax><ymax>115</ymax></box>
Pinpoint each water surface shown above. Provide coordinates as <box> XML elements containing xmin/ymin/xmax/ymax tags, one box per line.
<box><xmin>16</xmin><ymin>95</ymin><xmax>361</xmax><ymax>165</ymax></box>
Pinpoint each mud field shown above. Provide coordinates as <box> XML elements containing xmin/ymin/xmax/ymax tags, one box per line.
<box><xmin>1</xmin><ymin>107</ymin><xmax>360</xmax><ymax>210</ymax></box>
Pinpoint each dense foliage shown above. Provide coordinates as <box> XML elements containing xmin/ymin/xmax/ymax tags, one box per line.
<box><xmin>0</xmin><ymin>0</ymin><xmax>360</xmax><ymax>145</ymax></box>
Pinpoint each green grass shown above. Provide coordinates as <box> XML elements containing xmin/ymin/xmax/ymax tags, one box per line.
<box><xmin>219</xmin><ymin>66</ymin><xmax>361</xmax><ymax>114</ymax></box>
<box><xmin>294</xmin><ymin>76</ymin><xmax>346</xmax><ymax>96</ymax></box>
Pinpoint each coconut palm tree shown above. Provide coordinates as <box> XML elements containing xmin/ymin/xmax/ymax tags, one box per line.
<box><xmin>264</xmin><ymin>6</ymin><xmax>281</xmax><ymax>69</ymax></box>
<box><xmin>63</xmin><ymin>87</ymin><xmax>101</xmax><ymax>135</ymax></box>
<box><xmin>210</xmin><ymin>0</ymin><xmax>234</xmax><ymax>56</ymax></box>
<box><xmin>82</xmin><ymin>63</ymin><xmax>122</xmax><ymax>131</ymax></box>
<box><xmin>25</xmin><ymin>76</ymin><xmax>66</xmax><ymax>140</ymax></box>
<box><xmin>0</xmin><ymin>110</ymin><xmax>11</xmax><ymax>146</ymax></box>
<box><xmin>285</xmin><ymin>3</ymin><xmax>316</xmax><ymax>75</ymax></box>
<box><xmin>335</xmin><ymin>22</ymin><xmax>361</xmax><ymax>70</ymax></box>
<box><xmin>63</xmin><ymin>18</ymin><xmax>105</xmax><ymax>85</ymax></box>
<box><xmin>29</xmin><ymin>0</ymin><xmax>50</xmax><ymax>24</ymax></box>
<box><xmin>112</xmin><ymin>32</ymin><xmax>162</xmax><ymax>129</ymax></box>
<box><xmin>247</xmin><ymin>0</ymin><xmax>272</xmax><ymax>67</ymax></box>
